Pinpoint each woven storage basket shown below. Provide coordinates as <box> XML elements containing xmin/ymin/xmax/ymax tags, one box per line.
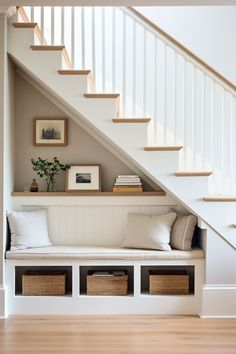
<box><xmin>87</xmin><ymin>274</ymin><xmax>128</xmax><ymax>296</ymax></box>
<box><xmin>149</xmin><ymin>270</ymin><xmax>189</xmax><ymax>295</ymax></box>
<box><xmin>22</xmin><ymin>271</ymin><xmax>66</xmax><ymax>296</ymax></box>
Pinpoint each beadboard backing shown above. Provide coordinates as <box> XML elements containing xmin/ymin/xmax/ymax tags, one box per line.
<box><xmin>21</xmin><ymin>205</ymin><xmax>183</xmax><ymax>246</ymax></box>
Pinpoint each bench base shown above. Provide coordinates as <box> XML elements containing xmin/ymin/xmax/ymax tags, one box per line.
<box><xmin>5</xmin><ymin>249</ymin><xmax>205</xmax><ymax>316</ymax></box>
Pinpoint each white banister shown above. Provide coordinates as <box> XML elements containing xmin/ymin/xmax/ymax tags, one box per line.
<box><xmin>20</xmin><ymin>5</ymin><xmax>236</xmax><ymax>196</ymax></box>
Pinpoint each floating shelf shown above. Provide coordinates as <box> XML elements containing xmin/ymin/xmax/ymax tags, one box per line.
<box><xmin>11</xmin><ymin>191</ymin><xmax>166</xmax><ymax>197</ymax></box>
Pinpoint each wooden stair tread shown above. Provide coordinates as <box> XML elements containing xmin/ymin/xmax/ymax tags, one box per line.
<box><xmin>113</xmin><ymin>118</ymin><xmax>151</xmax><ymax>123</ymax></box>
<box><xmin>31</xmin><ymin>45</ymin><xmax>65</xmax><ymax>51</ymax></box>
<box><xmin>203</xmin><ymin>197</ymin><xmax>236</xmax><ymax>202</ymax></box>
<box><xmin>84</xmin><ymin>93</ymin><xmax>120</xmax><ymax>98</ymax></box>
<box><xmin>175</xmin><ymin>172</ymin><xmax>213</xmax><ymax>177</ymax></box>
<box><xmin>58</xmin><ymin>70</ymin><xmax>91</xmax><ymax>75</ymax></box>
<box><xmin>13</xmin><ymin>22</ymin><xmax>37</xmax><ymax>28</ymax></box>
<box><xmin>144</xmin><ymin>146</ymin><xmax>183</xmax><ymax>151</ymax></box>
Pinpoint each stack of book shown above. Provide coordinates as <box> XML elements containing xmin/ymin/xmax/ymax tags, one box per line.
<box><xmin>113</xmin><ymin>175</ymin><xmax>143</xmax><ymax>192</ymax></box>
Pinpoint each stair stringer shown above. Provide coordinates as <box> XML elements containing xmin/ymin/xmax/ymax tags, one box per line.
<box><xmin>7</xmin><ymin>23</ymin><xmax>236</xmax><ymax>250</ymax></box>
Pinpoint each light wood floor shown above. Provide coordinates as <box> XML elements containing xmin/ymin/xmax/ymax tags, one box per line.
<box><xmin>0</xmin><ymin>315</ymin><xmax>236</xmax><ymax>354</ymax></box>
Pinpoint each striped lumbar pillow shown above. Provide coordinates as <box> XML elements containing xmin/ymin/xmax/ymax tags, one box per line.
<box><xmin>170</xmin><ymin>214</ymin><xmax>197</xmax><ymax>251</ymax></box>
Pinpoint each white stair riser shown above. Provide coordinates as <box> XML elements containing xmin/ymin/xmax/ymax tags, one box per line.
<box><xmin>53</xmin><ymin>75</ymin><xmax>91</xmax><ymax>95</ymax></box>
<box><xmin>8</xmin><ymin>26</ymin><xmax>38</xmax><ymax>53</ymax></box>
<box><xmin>133</xmin><ymin>150</ymin><xmax>180</xmax><ymax>175</ymax></box>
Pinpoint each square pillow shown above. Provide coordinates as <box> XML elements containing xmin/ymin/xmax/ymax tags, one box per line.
<box><xmin>170</xmin><ymin>214</ymin><xmax>197</xmax><ymax>251</ymax></box>
<box><xmin>122</xmin><ymin>212</ymin><xmax>177</xmax><ymax>251</ymax></box>
<box><xmin>7</xmin><ymin>209</ymin><xmax>52</xmax><ymax>250</ymax></box>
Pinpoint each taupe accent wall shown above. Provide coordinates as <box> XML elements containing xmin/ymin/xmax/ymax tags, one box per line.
<box><xmin>15</xmin><ymin>73</ymin><xmax>137</xmax><ymax>192</ymax></box>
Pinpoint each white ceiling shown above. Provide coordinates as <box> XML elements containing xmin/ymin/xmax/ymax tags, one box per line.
<box><xmin>1</xmin><ymin>0</ymin><xmax>236</xmax><ymax>6</ymax></box>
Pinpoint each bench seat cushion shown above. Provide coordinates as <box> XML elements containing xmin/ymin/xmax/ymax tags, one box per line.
<box><xmin>6</xmin><ymin>245</ymin><xmax>204</xmax><ymax>260</ymax></box>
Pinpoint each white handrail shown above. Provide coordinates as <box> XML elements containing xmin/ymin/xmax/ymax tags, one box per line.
<box><xmin>19</xmin><ymin>6</ymin><xmax>236</xmax><ymax>196</ymax></box>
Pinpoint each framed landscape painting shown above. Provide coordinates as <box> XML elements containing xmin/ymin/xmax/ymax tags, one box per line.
<box><xmin>33</xmin><ymin>117</ymin><xmax>68</xmax><ymax>146</ymax></box>
<box><xmin>66</xmin><ymin>165</ymin><xmax>101</xmax><ymax>192</ymax></box>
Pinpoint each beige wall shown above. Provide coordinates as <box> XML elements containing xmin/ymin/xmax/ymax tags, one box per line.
<box><xmin>15</xmin><ymin>73</ymin><xmax>137</xmax><ymax>192</ymax></box>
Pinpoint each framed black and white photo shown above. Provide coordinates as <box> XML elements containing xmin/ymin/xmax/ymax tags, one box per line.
<box><xmin>33</xmin><ymin>117</ymin><xmax>68</xmax><ymax>146</ymax></box>
<box><xmin>66</xmin><ymin>165</ymin><xmax>101</xmax><ymax>191</ymax></box>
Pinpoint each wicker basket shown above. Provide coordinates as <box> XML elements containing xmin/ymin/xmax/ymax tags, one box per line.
<box><xmin>149</xmin><ymin>270</ymin><xmax>189</xmax><ymax>295</ymax></box>
<box><xmin>22</xmin><ymin>271</ymin><xmax>66</xmax><ymax>296</ymax></box>
<box><xmin>87</xmin><ymin>273</ymin><xmax>128</xmax><ymax>296</ymax></box>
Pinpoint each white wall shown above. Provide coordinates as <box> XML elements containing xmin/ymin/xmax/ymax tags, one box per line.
<box><xmin>0</xmin><ymin>13</ymin><xmax>14</xmax><ymax>318</ymax></box>
<box><xmin>136</xmin><ymin>6</ymin><xmax>236</xmax><ymax>85</ymax></box>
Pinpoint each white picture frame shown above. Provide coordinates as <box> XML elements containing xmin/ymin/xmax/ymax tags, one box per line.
<box><xmin>66</xmin><ymin>165</ymin><xmax>101</xmax><ymax>192</ymax></box>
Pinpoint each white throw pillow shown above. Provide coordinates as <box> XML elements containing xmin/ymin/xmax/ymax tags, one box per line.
<box><xmin>8</xmin><ymin>209</ymin><xmax>52</xmax><ymax>250</ymax></box>
<box><xmin>122</xmin><ymin>212</ymin><xmax>177</xmax><ymax>251</ymax></box>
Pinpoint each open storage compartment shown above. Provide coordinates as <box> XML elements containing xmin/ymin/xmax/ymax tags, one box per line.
<box><xmin>80</xmin><ymin>266</ymin><xmax>134</xmax><ymax>296</ymax></box>
<box><xmin>141</xmin><ymin>266</ymin><xmax>195</xmax><ymax>296</ymax></box>
<box><xmin>15</xmin><ymin>266</ymin><xmax>72</xmax><ymax>296</ymax></box>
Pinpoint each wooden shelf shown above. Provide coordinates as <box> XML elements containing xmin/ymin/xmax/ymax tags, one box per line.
<box><xmin>11</xmin><ymin>191</ymin><xmax>166</xmax><ymax>197</ymax></box>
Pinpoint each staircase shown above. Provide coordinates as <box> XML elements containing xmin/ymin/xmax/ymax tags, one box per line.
<box><xmin>7</xmin><ymin>6</ymin><xmax>236</xmax><ymax>249</ymax></box>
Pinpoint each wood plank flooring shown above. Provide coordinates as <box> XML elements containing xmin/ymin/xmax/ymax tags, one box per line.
<box><xmin>0</xmin><ymin>315</ymin><xmax>236</xmax><ymax>354</ymax></box>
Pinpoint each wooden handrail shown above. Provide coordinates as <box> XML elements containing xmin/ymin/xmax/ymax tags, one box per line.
<box><xmin>127</xmin><ymin>7</ymin><xmax>236</xmax><ymax>92</ymax></box>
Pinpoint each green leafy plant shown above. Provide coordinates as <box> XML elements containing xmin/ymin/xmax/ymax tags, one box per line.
<box><xmin>31</xmin><ymin>157</ymin><xmax>71</xmax><ymax>192</ymax></box>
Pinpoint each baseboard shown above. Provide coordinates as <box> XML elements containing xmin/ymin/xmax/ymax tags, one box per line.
<box><xmin>201</xmin><ymin>285</ymin><xmax>236</xmax><ymax>318</ymax></box>
<box><xmin>0</xmin><ymin>285</ymin><xmax>8</xmax><ymax>319</ymax></box>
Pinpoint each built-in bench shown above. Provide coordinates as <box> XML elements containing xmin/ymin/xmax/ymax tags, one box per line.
<box><xmin>5</xmin><ymin>245</ymin><xmax>205</xmax><ymax>316</ymax></box>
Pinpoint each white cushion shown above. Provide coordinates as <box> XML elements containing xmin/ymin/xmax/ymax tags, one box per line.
<box><xmin>5</xmin><ymin>245</ymin><xmax>205</xmax><ymax>260</ymax></box>
<box><xmin>122</xmin><ymin>212</ymin><xmax>177</xmax><ymax>251</ymax></box>
<box><xmin>8</xmin><ymin>209</ymin><xmax>52</xmax><ymax>250</ymax></box>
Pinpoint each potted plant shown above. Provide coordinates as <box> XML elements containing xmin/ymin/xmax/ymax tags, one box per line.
<box><xmin>31</xmin><ymin>157</ymin><xmax>71</xmax><ymax>192</ymax></box>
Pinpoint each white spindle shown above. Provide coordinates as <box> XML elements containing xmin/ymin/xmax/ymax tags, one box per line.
<box><xmin>112</xmin><ymin>8</ymin><xmax>116</xmax><ymax>92</ymax></box>
<box><xmin>132</xmin><ymin>21</ymin><xmax>136</xmax><ymax>116</ymax></box>
<box><xmin>173</xmin><ymin>52</ymin><xmax>177</xmax><ymax>145</ymax></box>
<box><xmin>31</xmin><ymin>7</ymin><xmax>34</xmax><ymax>22</ymax></box>
<box><xmin>92</xmin><ymin>7</ymin><xmax>96</xmax><ymax>90</ymax></box>
<box><xmin>61</xmin><ymin>7</ymin><xmax>64</xmax><ymax>45</ymax></box>
<box><xmin>199</xmin><ymin>75</ymin><xmax>205</xmax><ymax>170</ymax></box>
<box><xmin>71</xmin><ymin>7</ymin><xmax>75</xmax><ymax>68</ymax></box>
<box><xmin>221</xmin><ymin>91</ymin><xmax>224</xmax><ymax>191</ymax></box>
<box><xmin>81</xmin><ymin>7</ymin><xmax>85</xmax><ymax>69</ymax></box>
<box><xmin>163</xmin><ymin>45</ymin><xmax>167</xmax><ymax>145</ymax></box>
<box><xmin>183</xmin><ymin>59</ymin><xmax>187</xmax><ymax>168</ymax></box>
<box><xmin>210</xmin><ymin>83</ymin><xmax>214</xmax><ymax>176</ymax></box>
<box><xmin>143</xmin><ymin>29</ymin><xmax>147</xmax><ymax>116</ymax></box>
<box><xmin>122</xmin><ymin>13</ymin><xmax>126</xmax><ymax>115</ymax></box>
<box><xmin>102</xmin><ymin>7</ymin><xmax>105</xmax><ymax>92</ymax></box>
<box><xmin>51</xmin><ymin>6</ymin><xmax>55</xmax><ymax>45</ymax></box>
<box><xmin>230</xmin><ymin>97</ymin><xmax>234</xmax><ymax>194</ymax></box>
<box><xmin>154</xmin><ymin>37</ymin><xmax>158</xmax><ymax>143</ymax></box>
<box><xmin>40</xmin><ymin>7</ymin><xmax>44</xmax><ymax>45</ymax></box>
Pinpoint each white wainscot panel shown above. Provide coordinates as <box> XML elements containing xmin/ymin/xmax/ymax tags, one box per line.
<box><xmin>20</xmin><ymin>205</ymin><xmax>182</xmax><ymax>246</ymax></box>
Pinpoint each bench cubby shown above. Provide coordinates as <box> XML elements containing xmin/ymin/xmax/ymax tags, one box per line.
<box><xmin>80</xmin><ymin>265</ymin><xmax>134</xmax><ymax>296</ymax></box>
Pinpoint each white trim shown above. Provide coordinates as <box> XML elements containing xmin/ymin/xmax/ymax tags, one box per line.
<box><xmin>0</xmin><ymin>285</ymin><xmax>8</xmax><ymax>318</ymax></box>
<box><xmin>201</xmin><ymin>285</ymin><xmax>236</xmax><ymax>318</ymax></box>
